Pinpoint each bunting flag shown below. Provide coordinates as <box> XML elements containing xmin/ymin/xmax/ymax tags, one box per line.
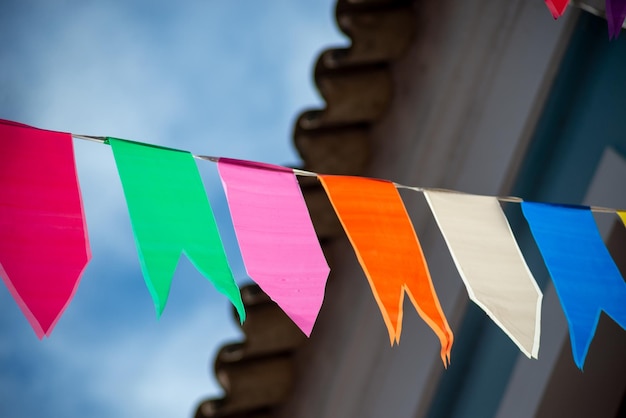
<box><xmin>0</xmin><ymin>119</ymin><xmax>90</xmax><ymax>338</ymax></box>
<box><xmin>107</xmin><ymin>138</ymin><xmax>245</xmax><ymax>321</ymax></box>
<box><xmin>3</xmin><ymin>117</ymin><xmax>626</xmax><ymax>371</ymax></box>
<box><xmin>544</xmin><ymin>0</ymin><xmax>569</xmax><ymax>19</ymax></box>
<box><xmin>319</xmin><ymin>175</ymin><xmax>453</xmax><ymax>365</ymax></box>
<box><xmin>606</xmin><ymin>0</ymin><xmax>626</xmax><ymax>39</ymax></box>
<box><xmin>217</xmin><ymin>158</ymin><xmax>329</xmax><ymax>336</ymax></box>
<box><xmin>423</xmin><ymin>191</ymin><xmax>542</xmax><ymax>358</ymax></box>
<box><xmin>521</xmin><ymin>202</ymin><xmax>626</xmax><ymax>369</ymax></box>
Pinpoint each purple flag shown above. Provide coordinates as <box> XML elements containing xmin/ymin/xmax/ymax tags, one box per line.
<box><xmin>606</xmin><ymin>0</ymin><xmax>626</xmax><ymax>39</ymax></box>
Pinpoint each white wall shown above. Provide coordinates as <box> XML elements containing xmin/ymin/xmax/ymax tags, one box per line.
<box><xmin>278</xmin><ymin>1</ymin><xmax>577</xmax><ymax>417</ymax></box>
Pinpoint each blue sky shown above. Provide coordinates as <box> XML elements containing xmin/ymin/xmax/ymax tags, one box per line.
<box><xmin>0</xmin><ymin>1</ymin><xmax>344</xmax><ymax>416</ymax></box>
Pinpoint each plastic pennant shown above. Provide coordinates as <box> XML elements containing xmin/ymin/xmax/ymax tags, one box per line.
<box><xmin>521</xmin><ymin>202</ymin><xmax>626</xmax><ymax>369</ymax></box>
<box><xmin>319</xmin><ymin>175</ymin><xmax>453</xmax><ymax>365</ymax></box>
<box><xmin>424</xmin><ymin>191</ymin><xmax>542</xmax><ymax>358</ymax></box>
<box><xmin>107</xmin><ymin>138</ymin><xmax>244</xmax><ymax>321</ymax></box>
<box><xmin>0</xmin><ymin>119</ymin><xmax>91</xmax><ymax>338</ymax></box>
<box><xmin>606</xmin><ymin>0</ymin><xmax>626</xmax><ymax>39</ymax></box>
<box><xmin>544</xmin><ymin>0</ymin><xmax>569</xmax><ymax>18</ymax></box>
<box><xmin>217</xmin><ymin>158</ymin><xmax>329</xmax><ymax>336</ymax></box>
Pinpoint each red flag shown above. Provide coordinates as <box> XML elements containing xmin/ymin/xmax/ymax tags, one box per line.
<box><xmin>0</xmin><ymin>119</ymin><xmax>91</xmax><ymax>337</ymax></box>
<box><xmin>545</xmin><ymin>0</ymin><xmax>569</xmax><ymax>18</ymax></box>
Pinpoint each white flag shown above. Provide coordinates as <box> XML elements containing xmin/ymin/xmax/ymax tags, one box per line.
<box><xmin>424</xmin><ymin>191</ymin><xmax>542</xmax><ymax>358</ymax></box>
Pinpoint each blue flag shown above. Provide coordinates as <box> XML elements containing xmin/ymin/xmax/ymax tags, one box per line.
<box><xmin>521</xmin><ymin>202</ymin><xmax>626</xmax><ymax>369</ymax></box>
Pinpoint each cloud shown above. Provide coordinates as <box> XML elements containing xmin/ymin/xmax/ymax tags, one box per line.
<box><xmin>0</xmin><ymin>0</ymin><xmax>343</xmax><ymax>416</ymax></box>
<box><xmin>53</xmin><ymin>297</ymin><xmax>243</xmax><ymax>418</ymax></box>
<box><xmin>0</xmin><ymin>285</ymin><xmax>243</xmax><ymax>418</ymax></box>
<box><xmin>0</xmin><ymin>252</ymin><xmax>246</xmax><ymax>418</ymax></box>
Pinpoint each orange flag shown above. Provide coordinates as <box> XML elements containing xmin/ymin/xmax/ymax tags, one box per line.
<box><xmin>319</xmin><ymin>175</ymin><xmax>453</xmax><ymax>365</ymax></box>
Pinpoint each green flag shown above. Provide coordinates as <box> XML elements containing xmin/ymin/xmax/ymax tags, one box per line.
<box><xmin>107</xmin><ymin>138</ymin><xmax>244</xmax><ymax>321</ymax></box>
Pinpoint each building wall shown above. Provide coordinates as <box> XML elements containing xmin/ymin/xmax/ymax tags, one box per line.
<box><xmin>498</xmin><ymin>14</ymin><xmax>626</xmax><ymax>417</ymax></box>
<box><xmin>277</xmin><ymin>1</ymin><xmax>579</xmax><ymax>417</ymax></box>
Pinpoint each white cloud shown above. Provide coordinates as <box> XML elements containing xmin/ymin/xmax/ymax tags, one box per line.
<box><xmin>53</xmin><ymin>301</ymin><xmax>243</xmax><ymax>418</ymax></box>
<box><xmin>0</xmin><ymin>258</ymin><xmax>245</xmax><ymax>418</ymax></box>
<box><xmin>0</xmin><ymin>0</ymin><xmax>343</xmax><ymax>416</ymax></box>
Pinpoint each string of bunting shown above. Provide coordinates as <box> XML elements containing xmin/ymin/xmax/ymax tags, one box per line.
<box><xmin>1</xmin><ymin>118</ymin><xmax>625</xmax><ymax>370</ymax></box>
<box><xmin>546</xmin><ymin>0</ymin><xmax>626</xmax><ymax>39</ymax></box>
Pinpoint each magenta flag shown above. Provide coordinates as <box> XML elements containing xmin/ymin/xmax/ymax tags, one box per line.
<box><xmin>606</xmin><ymin>0</ymin><xmax>626</xmax><ymax>39</ymax></box>
<box><xmin>544</xmin><ymin>0</ymin><xmax>569</xmax><ymax>18</ymax></box>
<box><xmin>217</xmin><ymin>158</ymin><xmax>329</xmax><ymax>336</ymax></box>
<box><xmin>0</xmin><ymin>119</ymin><xmax>90</xmax><ymax>338</ymax></box>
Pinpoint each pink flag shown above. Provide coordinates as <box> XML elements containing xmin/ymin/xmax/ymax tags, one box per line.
<box><xmin>0</xmin><ymin>119</ymin><xmax>91</xmax><ymax>338</ymax></box>
<box><xmin>217</xmin><ymin>158</ymin><xmax>329</xmax><ymax>336</ymax></box>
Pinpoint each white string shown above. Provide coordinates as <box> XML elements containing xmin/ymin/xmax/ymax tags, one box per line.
<box><xmin>72</xmin><ymin>134</ymin><xmax>106</xmax><ymax>144</ymax></box>
<box><xmin>571</xmin><ymin>0</ymin><xmax>626</xmax><ymax>29</ymax></box>
<box><xmin>194</xmin><ymin>154</ymin><xmax>219</xmax><ymax>163</ymax></box>
<box><xmin>292</xmin><ymin>168</ymin><xmax>318</xmax><ymax>177</ymax></box>
<box><xmin>72</xmin><ymin>133</ymin><xmax>626</xmax><ymax>214</ymax></box>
